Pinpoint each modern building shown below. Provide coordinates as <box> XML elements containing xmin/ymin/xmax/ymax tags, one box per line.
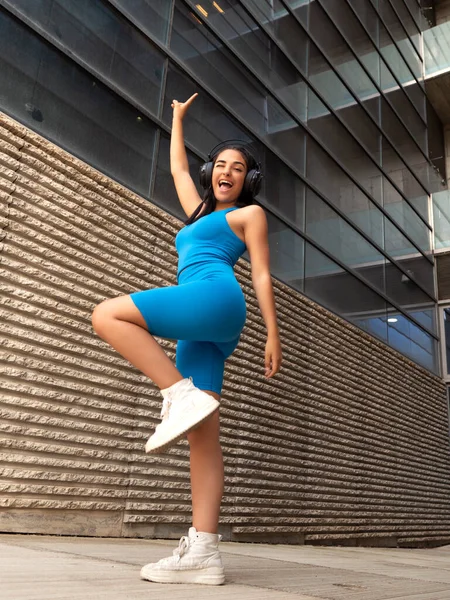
<box><xmin>1</xmin><ymin>0</ymin><xmax>450</xmax><ymax>546</ymax></box>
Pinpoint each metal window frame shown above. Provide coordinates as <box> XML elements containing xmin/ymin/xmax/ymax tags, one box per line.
<box><xmin>401</xmin><ymin>0</ymin><xmax>423</xmax><ymax>33</ymax></box>
<box><xmin>182</xmin><ymin>0</ymin><xmax>437</xmax><ymax>299</ymax></box>
<box><xmin>373</xmin><ymin>0</ymin><xmax>424</xmax><ymax>81</ymax></box>
<box><xmin>240</xmin><ymin>2</ymin><xmax>435</xmax><ymax>235</ymax></box>
<box><xmin>0</xmin><ymin>0</ymin><xmax>439</xmax><ymax>343</ymax></box>
<box><xmin>301</xmin><ymin>0</ymin><xmax>432</xmax><ymax>195</ymax></box>
<box><xmin>385</xmin><ymin>0</ymin><xmax>422</xmax><ymax>58</ymax></box>
<box><xmin>438</xmin><ymin>302</ymin><xmax>450</xmax><ymax>382</ymax></box>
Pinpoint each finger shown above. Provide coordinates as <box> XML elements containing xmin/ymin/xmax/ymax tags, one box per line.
<box><xmin>185</xmin><ymin>92</ymin><xmax>198</xmax><ymax>104</ymax></box>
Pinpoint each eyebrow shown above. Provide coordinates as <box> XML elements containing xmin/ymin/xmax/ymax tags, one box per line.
<box><xmin>215</xmin><ymin>159</ymin><xmax>246</xmax><ymax>168</ymax></box>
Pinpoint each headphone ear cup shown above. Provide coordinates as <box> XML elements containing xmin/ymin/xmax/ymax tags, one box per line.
<box><xmin>244</xmin><ymin>168</ymin><xmax>263</xmax><ymax>197</ymax></box>
<box><xmin>199</xmin><ymin>161</ymin><xmax>214</xmax><ymax>189</ymax></box>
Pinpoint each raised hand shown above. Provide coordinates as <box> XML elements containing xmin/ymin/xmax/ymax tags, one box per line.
<box><xmin>171</xmin><ymin>93</ymin><xmax>198</xmax><ymax>120</ymax></box>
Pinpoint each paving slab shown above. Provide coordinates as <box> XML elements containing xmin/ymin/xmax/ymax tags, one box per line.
<box><xmin>1</xmin><ymin>534</ymin><xmax>450</xmax><ymax>600</ymax></box>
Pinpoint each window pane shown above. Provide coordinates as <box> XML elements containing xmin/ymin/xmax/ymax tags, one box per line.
<box><xmin>108</xmin><ymin>0</ymin><xmax>172</xmax><ymax>44</ymax></box>
<box><xmin>379</xmin><ymin>23</ymin><xmax>425</xmax><ymax>118</ymax></box>
<box><xmin>260</xmin><ymin>153</ymin><xmax>305</xmax><ymax>229</ymax></box>
<box><xmin>306</xmin><ymin>138</ymin><xmax>384</xmax><ymax>249</ymax></box>
<box><xmin>380</xmin><ymin>74</ymin><xmax>427</xmax><ymax>154</ymax></box>
<box><xmin>306</xmin><ymin>188</ymin><xmax>385</xmax><ymax>294</ymax></box>
<box><xmin>308</xmin><ymin>1</ymin><xmax>381</xmax><ymax>124</ymax></box>
<box><xmin>383</xmin><ymin>177</ymin><xmax>431</xmax><ymax>254</ymax></box>
<box><xmin>171</xmin><ymin>1</ymin><xmax>306</xmax><ymax>173</ymax></box>
<box><xmin>444</xmin><ymin>308</ymin><xmax>450</xmax><ymax>376</ymax></box>
<box><xmin>304</xmin><ymin>241</ymin><xmax>388</xmax><ymax>338</ymax></box>
<box><xmin>384</xmin><ymin>261</ymin><xmax>436</xmax><ymax>333</ymax></box>
<box><xmin>163</xmin><ymin>64</ymin><xmax>252</xmax><ymax>157</ymax></box>
<box><xmin>267</xmin><ymin>213</ymin><xmax>304</xmax><ymax>292</ymax></box>
<box><xmin>153</xmin><ymin>134</ymin><xmax>203</xmax><ymax>220</ymax></box>
<box><xmin>384</xmin><ymin>218</ymin><xmax>434</xmax><ymax>297</ymax></box>
<box><xmin>200</xmin><ymin>0</ymin><xmax>308</xmax><ymax>123</ymax></box>
<box><xmin>0</xmin><ymin>9</ymin><xmax>156</xmax><ymax>197</ymax></box>
<box><xmin>377</xmin><ymin>0</ymin><xmax>421</xmax><ymax>81</ymax></box>
<box><xmin>241</xmin><ymin>0</ymin><xmax>308</xmax><ymax>73</ymax></box>
<box><xmin>171</xmin><ymin>2</ymin><xmax>266</xmax><ymax>133</ymax></box>
<box><xmin>434</xmin><ymin>190</ymin><xmax>450</xmax><ymax>250</ymax></box>
<box><xmin>7</xmin><ymin>0</ymin><xmax>166</xmax><ymax>115</ymax></box>
<box><xmin>387</xmin><ymin>310</ymin><xmax>437</xmax><ymax>373</ymax></box>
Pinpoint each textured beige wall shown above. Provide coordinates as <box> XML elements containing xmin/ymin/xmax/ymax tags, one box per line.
<box><xmin>1</xmin><ymin>111</ymin><xmax>450</xmax><ymax>547</ymax></box>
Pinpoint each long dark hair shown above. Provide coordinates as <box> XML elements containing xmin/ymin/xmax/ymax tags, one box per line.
<box><xmin>185</xmin><ymin>145</ymin><xmax>259</xmax><ymax>226</ymax></box>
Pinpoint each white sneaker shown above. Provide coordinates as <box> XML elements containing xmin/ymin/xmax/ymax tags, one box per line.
<box><xmin>145</xmin><ymin>378</ymin><xmax>219</xmax><ymax>454</ymax></box>
<box><xmin>140</xmin><ymin>527</ymin><xmax>225</xmax><ymax>585</ymax></box>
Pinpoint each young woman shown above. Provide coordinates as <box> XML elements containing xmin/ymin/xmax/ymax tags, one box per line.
<box><xmin>91</xmin><ymin>93</ymin><xmax>282</xmax><ymax>585</ymax></box>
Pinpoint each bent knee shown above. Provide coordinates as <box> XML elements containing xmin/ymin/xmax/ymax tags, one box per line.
<box><xmin>92</xmin><ymin>295</ymin><xmax>147</xmax><ymax>336</ymax></box>
<box><xmin>91</xmin><ymin>299</ymin><xmax>114</xmax><ymax>336</ymax></box>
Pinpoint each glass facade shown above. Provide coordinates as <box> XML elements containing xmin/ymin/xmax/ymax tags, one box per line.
<box><xmin>0</xmin><ymin>0</ymin><xmax>443</xmax><ymax>373</ymax></box>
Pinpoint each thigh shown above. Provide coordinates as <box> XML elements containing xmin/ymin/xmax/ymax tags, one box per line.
<box><xmin>131</xmin><ymin>280</ymin><xmax>245</xmax><ymax>343</ymax></box>
<box><xmin>93</xmin><ymin>295</ymin><xmax>148</xmax><ymax>328</ymax></box>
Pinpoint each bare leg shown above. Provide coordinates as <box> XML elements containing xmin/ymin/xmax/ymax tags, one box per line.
<box><xmin>93</xmin><ymin>296</ymin><xmax>224</xmax><ymax>533</ymax></box>
<box><xmin>91</xmin><ymin>295</ymin><xmax>183</xmax><ymax>390</ymax></box>
<box><xmin>187</xmin><ymin>397</ymin><xmax>223</xmax><ymax>534</ymax></box>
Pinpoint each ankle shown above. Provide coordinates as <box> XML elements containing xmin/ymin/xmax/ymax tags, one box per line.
<box><xmin>160</xmin><ymin>377</ymin><xmax>188</xmax><ymax>396</ymax></box>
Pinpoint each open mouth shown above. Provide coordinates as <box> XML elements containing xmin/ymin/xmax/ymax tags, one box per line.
<box><xmin>218</xmin><ymin>180</ymin><xmax>233</xmax><ymax>190</ymax></box>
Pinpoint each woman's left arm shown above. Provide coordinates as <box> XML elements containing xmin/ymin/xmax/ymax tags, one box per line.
<box><xmin>243</xmin><ymin>206</ymin><xmax>282</xmax><ymax>379</ymax></box>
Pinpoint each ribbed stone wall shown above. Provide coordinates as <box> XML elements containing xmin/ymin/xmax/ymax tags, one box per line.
<box><xmin>1</xmin><ymin>111</ymin><xmax>450</xmax><ymax>547</ymax></box>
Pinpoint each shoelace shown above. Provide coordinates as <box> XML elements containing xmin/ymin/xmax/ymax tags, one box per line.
<box><xmin>173</xmin><ymin>535</ymin><xmax>190</xmax><ymax>560</ymax></box>
<box><xmin>160</xmin><ymin>395</ymin><xmax>172</xmax><ymax>420</ymax></box>
<box><xmin>160</xmin><ymin>377</ymin><xmax>195</xmax><ymax>420</ymax></box>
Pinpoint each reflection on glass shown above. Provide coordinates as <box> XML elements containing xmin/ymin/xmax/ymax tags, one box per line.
<box><xmin>171</xmin><ymin>2</ymin><xmax>267</xmax><ymax>133</ymax></box>
<box><xmin>197</xmin><ymin>0</ymin><xmax>308</xmax><ymax>123</ymax></box>
<box><xmin>384</xmin><ymin>262</ymin><xmax>436</xmax><ymax>334</ymax></box>
<box><xmin>308</xmin><ymin>1</ymin><xmax>381</xmax><ymax>124</ymax></box>
<box><xmin>0</xmin><ymin>10</ymin><xmax>156</xmax><ymax>197</ymax></box>
<box><xmin>304</xmin><ymin>241</ymin><xmax>387</xmax><ymax>325</ymax></box>
<box><xmin>383</xmin><ymin>178</ymin><xmax>431</xmax><ymax>254</ymax></box>
<box><xmin>424</xmin><ymin>22</ymin><xmax>450</xmax><ymax>78</ymax></box>
<box><xmin>266</xmin><ymin>212</ymin><xmax>304</xmax><ymax>292</ymax></box>
<box><xmin>306</xmin><ymin>188</ymin><xmax>385</xmax><ymax>294</ymax></box>
<box><xmin>108</xmin><ymin>0</ymin><xmax>172</xmax><ymax>44</ymax></box>
<box><xmin>261</xmin><ymin>155</ymin><xmax>305</xmax><ymax>229</ymax></box>
<box><xmin>163</xmin><ymin>65</ymin><xmax>252</xmax><ymax>157</ymax></box>
<box><xmin>171</xmin><ymin>1</ymin><xmax>306</xmax><ymax>171</ymax></box>
<box><xmin>8</xmin><ymin>0</ymin><xmax>166</xmax><ymax>115</ymax></box>
<box><xmin>153</xmin><ymin>135</ymin><xmax>203</xmax><ymax>220</ymax></box>
<box><xmin>377</xmin><ymin>0</ymin><xmax>422</xmax><ymax>82</ymax></box>
<box><xmin>387</xmin><ymin>309</ymin><xmax>437</xmax><ymax>373</ymax></box>
<box><xmin>433</xmin><ymin>190</ymin><xmax>450</xmax><ymax>250</ymax></box>
<box><xmin>241</xmin><ymin>0</ymin><xmax>308</xmax><ymax>73</ymax></box>
<box><xmin>444</xmin><ymin>308</ymin><xmax>450</xmax><ymax>375</ymax></box>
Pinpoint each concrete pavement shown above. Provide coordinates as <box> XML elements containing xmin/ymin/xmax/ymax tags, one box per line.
<box><xmin>1</xmin><ymin>534</ymin><xmax>450</xmax><ymax>599</ymax></box>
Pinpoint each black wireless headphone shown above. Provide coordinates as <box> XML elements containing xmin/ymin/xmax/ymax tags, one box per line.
<box><xmin>199</xmin><ymin>140</ymin><xmax>263</xmax><ymax>197</ymax></box>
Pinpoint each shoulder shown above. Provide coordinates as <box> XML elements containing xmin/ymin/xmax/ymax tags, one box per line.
<box><xmin>236</xmin><ymin>204</ymin><xmax>266</xmax><ymax>224</ymax></box>
<box><xmin>238</xmin><ymin>205</ymin><xmax>267</xmax><ymax>234</ymax></box>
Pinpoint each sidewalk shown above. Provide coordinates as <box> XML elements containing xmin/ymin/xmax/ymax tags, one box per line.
<box><xmin>1</xmin><ymin>534</ymin><xmax>450</xmax><ymax>599</ymax></box>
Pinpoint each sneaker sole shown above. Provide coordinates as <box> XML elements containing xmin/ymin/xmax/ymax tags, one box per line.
<box><xmin>145</xmin><ymin>401</ymin><xmax>219</xmax><ymax>454</ymax></box>
<box><xmin>140</xmin><ymin>565</ymin><xmax>225</xmax><ymax>585</ymax></box>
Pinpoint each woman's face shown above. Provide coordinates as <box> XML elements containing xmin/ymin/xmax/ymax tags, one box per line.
<box><xmin>212</xmin><ymin>149</ymin><xmax>247</xmax><ymax>205</ymax></box>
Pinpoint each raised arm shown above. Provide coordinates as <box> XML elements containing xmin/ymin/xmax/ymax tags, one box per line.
<box><xmin>170</xmin><ymin>94</ymin><xmax>203</xmax><ymax>218</ymax></box>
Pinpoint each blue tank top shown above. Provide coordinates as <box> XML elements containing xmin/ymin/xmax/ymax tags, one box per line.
<box><xmin>175</xmin><ymin>207</ymin><xmax>246</xmax><ymax>277</ymax></box>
